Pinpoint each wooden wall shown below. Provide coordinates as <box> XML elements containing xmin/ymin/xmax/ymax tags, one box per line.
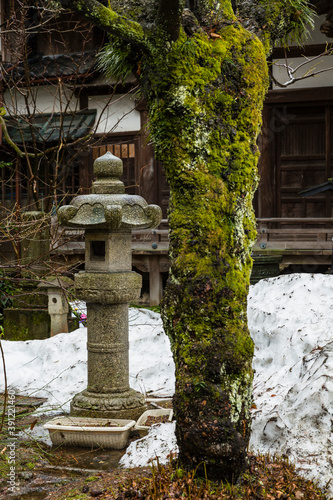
<box><xmin>257</xmin><ymin>87</ymin><xmax>333</xmax><ymax>224</ymax></box>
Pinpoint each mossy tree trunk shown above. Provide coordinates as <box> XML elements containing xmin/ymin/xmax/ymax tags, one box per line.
<box><xmin>59</xmin><ymin>0</ymin><xmax>317</xmax><ymax>482</ymax></box>
<box><xmin>142</xmin><ymin>26</ymin><xmax>268</xmax><ymax>481</ymax></box>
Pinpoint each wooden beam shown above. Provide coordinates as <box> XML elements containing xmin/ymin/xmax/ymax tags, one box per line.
<box><xmin>272</xmin><ymin>44</ymin><xmax>330</xmax><ymax>59</ymax></box>
<box><xmin>265</xmin><ymin>86</ymin><xmax>333</xmax><ymax>105</ymax></box>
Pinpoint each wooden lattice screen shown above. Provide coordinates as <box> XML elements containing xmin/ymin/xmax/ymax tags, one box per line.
<box><xmin>92</xmin><ymin>140</ymin><xmax>138</xmax><ymax>196</ymax></box>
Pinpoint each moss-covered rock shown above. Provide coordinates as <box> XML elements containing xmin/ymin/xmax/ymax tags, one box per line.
<box><xmin>3</xmin><ymin>309</ymin><xmax>50</xmax><ymax>341</ymax></box>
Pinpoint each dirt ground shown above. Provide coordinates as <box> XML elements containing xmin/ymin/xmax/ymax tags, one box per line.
<box><xmin>0</xmin><ymin>395</ymin><xmax>330</xmax><ymax>500</ymax></box>
<box><xmin>0</xmin><ymin>395</ymin><xmax>160</xmax><ymax>499</ymax></box>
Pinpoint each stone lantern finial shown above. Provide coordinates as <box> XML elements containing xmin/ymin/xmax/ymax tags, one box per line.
<box><xmin>92</xmin><ymin>151</ymin><xmax>125</xmax><ymax>195</ymax></box>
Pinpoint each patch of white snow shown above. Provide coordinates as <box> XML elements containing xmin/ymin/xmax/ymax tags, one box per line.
<box><xmin>119</xmin><ymin>422</ymin><xmax>178</xmax><ymax>468</ymax></box>
<box><xmin>248</xmin><ymin>273</ymin><xmax>333</xmax><ymax>495</ymax></box>
<box><xmin>0</xmin><ymin>308</ymin><xmax>174</xmax><ymax>414</ymax></box>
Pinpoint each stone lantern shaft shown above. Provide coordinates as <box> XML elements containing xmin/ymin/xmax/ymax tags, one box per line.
<box><xmin>58</xmin><ymin>152</ymin><xmax>162</xmax><ymax>420</ymax></box>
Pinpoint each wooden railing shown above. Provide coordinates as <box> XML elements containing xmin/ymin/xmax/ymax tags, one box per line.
<box><xmin>52</xmin><ymin>217</ymin><xmax>333</xmax><ymax>256</ymax></box>
<box><xmin>51</xmin><ymin>219</ymin><xmax>170</xmax><ymax>256</ymax></box>
<box><xmin>132</xmin><ymin>219</ymin><xmax>169</xmax><ymax>254</ymax></box>
<box><xmin>49</xmin><ymin>217</ymin><xmax>333</xmax><ymax>303</ymax></box>
<box><xmin>254</xmin><ymin>218</ymin><xmax>333</xmax><ymax>252</ymax></box>
<box><xmin>132</xmin><ymin>217</ymin><xmax>333</xmax><ymax>254</ymax></box>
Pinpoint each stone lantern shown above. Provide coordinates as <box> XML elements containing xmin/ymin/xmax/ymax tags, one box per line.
<box><xmin>38</xmin><ymin>276</ymin><xmax>74</xmax><ymax>336</ymax></box>
<box><xmin>58</xmin><ymin>152</ymin><xmax>162</xmax><ymax>420</ymax></box>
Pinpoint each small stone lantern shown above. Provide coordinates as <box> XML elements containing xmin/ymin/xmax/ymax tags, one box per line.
<box><xmin>38</xmin><ymin>277</ymin><xmax>73</xmax><ymax>336</ymax></box>
<box><xmin>58</xmin><ymin>152</ymin><xmax>162</xmax><ymax>420</ymax></box>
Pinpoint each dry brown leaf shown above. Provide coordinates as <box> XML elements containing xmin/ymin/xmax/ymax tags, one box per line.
<box><xmin>30</xmin><ymin>418</ymin><xmax>38</xmax><ymax>430</ymax></box>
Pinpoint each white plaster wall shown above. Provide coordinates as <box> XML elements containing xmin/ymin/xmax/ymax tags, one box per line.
<box><xmin>298</xmin><ymin>14</ymin><xmax>330</xmax><ymax>45</ymax></box>
<box><xmin>88</xmin><ymin>93</ymin><xmax>140</xmax><ymax>134</ymax></box>
<box><xmin>272</xmin><ymin>15</ymin><xmax>333</xmax><ymax>89</ymax></box>
<box><xmin>3</xmin><ymin>83</ymin><xmax>140</xmax><ymax>135</ymax></box>
<box><xmin>3</xmin><ymin>85</ymin><xmax>79</xmax><ymax>115</ymax></box>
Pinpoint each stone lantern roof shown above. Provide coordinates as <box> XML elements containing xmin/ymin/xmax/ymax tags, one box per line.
<box><xmin>58</xmin><ymin>151</ymin><xmax>162</xmax><ymax>230</ymax></box>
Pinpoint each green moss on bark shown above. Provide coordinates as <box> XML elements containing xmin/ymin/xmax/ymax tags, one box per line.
<box><xmin>137</xmin><ymin>19</ymin><xmax>268</xmax><ymax>482</ymax></box>
<box><xmin>237</xmin><ymin>0</ymin><xmax>315</xmax><ymax>48</ymax></box>
<box><xmin>65</xmin><ymin>0</ymin><xmax>150</xmax><ymax>50</ymax></box>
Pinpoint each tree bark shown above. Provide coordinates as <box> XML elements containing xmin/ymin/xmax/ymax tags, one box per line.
<box><xmin>137</xmin><ymin>26</ymin><xmax>268</xmax><ymax>481</ymax></box>
<box><xmin>58</xmin><ymin>0</ymin><xmax>149</xmax><ymax>49</ymax></box>
<box><xmin>156</xmin><ymin>0</ymin><xmax>185</xmax><ymax>41</ymax></box>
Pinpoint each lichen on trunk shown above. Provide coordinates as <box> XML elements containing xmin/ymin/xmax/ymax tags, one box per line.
<box><xmin>139</xmin><ymin>24</ymin><xmax>268</xmax><ymax>481</ymax></box>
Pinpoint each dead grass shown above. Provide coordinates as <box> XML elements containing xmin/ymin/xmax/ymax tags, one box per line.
<box><xmin>44</xmin><ymin>454</ymin><xmax>331</xmax><ymax>500</ymax></box>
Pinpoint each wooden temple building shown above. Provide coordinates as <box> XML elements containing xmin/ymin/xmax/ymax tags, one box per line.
<box><xmin>1</xmin><ymin>2</ymin><xmax>333</xmax><ymax>304</ymax></box>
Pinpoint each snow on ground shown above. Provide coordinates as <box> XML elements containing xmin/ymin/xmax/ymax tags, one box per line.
<box><xmin>248</xmin><ymin>273</ymin><xmax>333</xmax><ymax>493</ymax></box>
<box><xmin>0</xmin><ymin>274</ymin><xmax>333</xmax><ymax>495</ymax></box>
<box><xmin>0</xmin><ymin>308</ymin><xmax>174</xmax><ymax>413</ymax></box>
<box><xmin>120</xmin><ymin>422</ymin><xmax>178</xmax><ymax>468</ymax></box>
<box><xmin>0</xmin><ymin>328</ymin><xmax>87</xmax><ymax>413</ymax></box>
<box><xmin>128</xmin><ymin>308</ymin><xmax>174</xmax><ymax>397</ymax></box>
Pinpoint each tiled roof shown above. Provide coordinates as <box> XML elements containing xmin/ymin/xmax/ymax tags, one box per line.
<box><xmin>2</xmin><ymin>51</ymin><xmax>97</xmax><ymax>83</ymax></box>
<box><xmin>5</xmin><ymin>109</ymin><xmax>97</xmax><ymax>144</ymax></box>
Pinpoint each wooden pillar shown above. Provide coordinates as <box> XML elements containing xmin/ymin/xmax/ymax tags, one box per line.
<box><xmin>79</xmin><ymin>90</ymin><xmax>93</xmax><ymax>194</ymax></box>
<box><xmin>136</xmin><ymin>99</ymin><xmax>157</xmax><ymax>205</ymax></box>
<box><xmin>149</xmin><ymin>255</ymin><xmax>163</xmax><ymax>306</ymax></box>
<box><xmin>136</xmin><ymin>99</ymin><xmax>163</xmax><ymax>305</ymax></box>
<box><xmin>257</xmin><ymin>104</ymin><xmax>276</xmax><ymax>218</ymax></box>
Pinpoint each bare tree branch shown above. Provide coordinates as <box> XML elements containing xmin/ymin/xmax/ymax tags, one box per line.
<box><xmin>0</xmin><ymin>114</ymin><xmax>34</xmax><ymax>159</ymax></box>
<box><xmin>271</xmin><ymin>46</ymin><xmax>333</xmax><ymax>87</ymax></box>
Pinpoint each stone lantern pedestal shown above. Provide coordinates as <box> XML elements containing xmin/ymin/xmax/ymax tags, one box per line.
<box><xmin>58</xmin><ymin>152</ymin><xmax>162</xmax><ymax>420</ymax></box>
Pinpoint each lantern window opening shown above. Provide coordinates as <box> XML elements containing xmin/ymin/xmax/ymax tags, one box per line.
<box><xmin>90</xmin><ymin>240</ymin><xmax>106</xmax><ymax>261</ymax></box>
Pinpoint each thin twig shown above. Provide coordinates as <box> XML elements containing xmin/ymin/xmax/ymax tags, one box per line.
<box><xmin>272</xmin><ymin>45</ymin><xmax>333</xmax><ymax>87</ymax></box>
